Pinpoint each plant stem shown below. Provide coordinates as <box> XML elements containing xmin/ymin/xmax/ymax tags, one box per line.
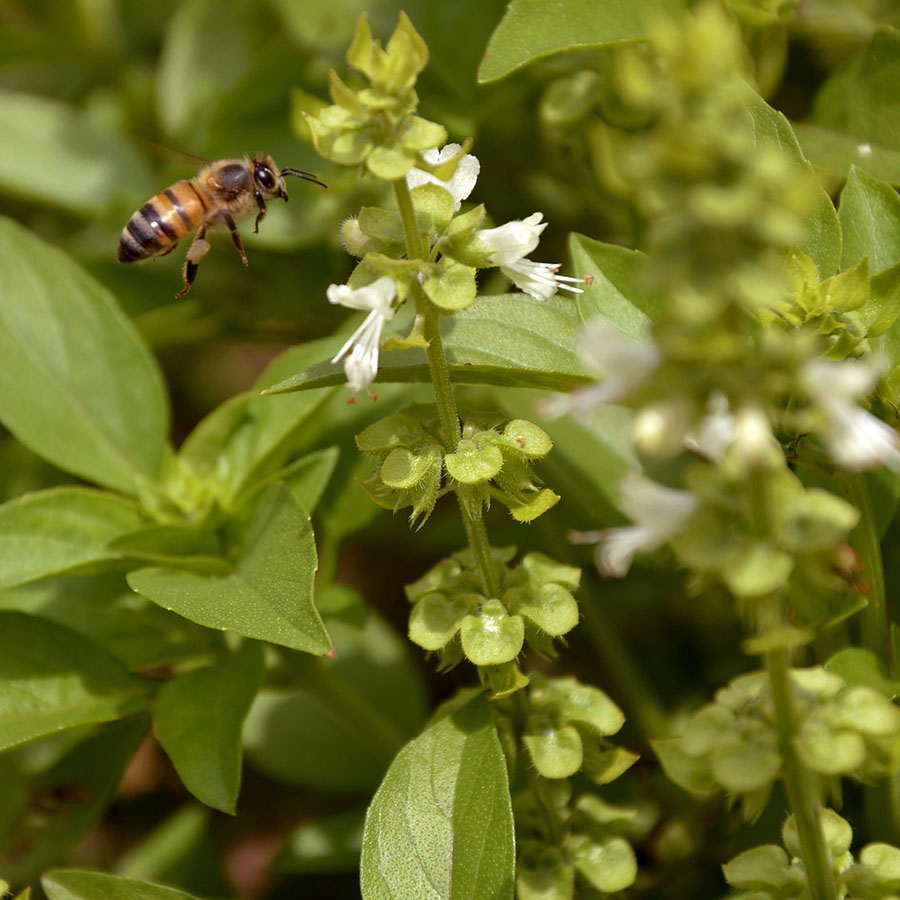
<box><xmin>746</xmin><ymin>464</ymin><xmax>837</xmax><ymax>900</ymax></box>
<box><xmin>392</xmin><ymin>177</ymin><xmax>499</xmax><ymax>598</ymax></box>
<box><xmin>766</xmin><ymin>642</ymin><xmax>838</xmax><ymax>900</ymax></box>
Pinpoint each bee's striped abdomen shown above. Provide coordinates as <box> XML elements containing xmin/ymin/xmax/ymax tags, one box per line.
<box><xmin>117</xmin><ymin>180</ymin><xmax>211</xmax><ymax>263</ymax></box>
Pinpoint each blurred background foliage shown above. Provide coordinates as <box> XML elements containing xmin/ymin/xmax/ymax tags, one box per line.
<box><xmin>3</xmin><ymin>0</ymin><xmax>900</xmax><ymax>898</ymax></box>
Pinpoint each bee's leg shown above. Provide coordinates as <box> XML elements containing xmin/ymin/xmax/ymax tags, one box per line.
<box><xmin>223</xmin><ymin>213</ymin><xmax>249</xmax><ymax>266</ymax></box>
<box><xmin>159</xmin><ymin>242</ymin><xmax>179</xmax><ymax>258</ymax></box>
<box><xmin>175</xmin><ymin>225</ymin><xmax>210</xmax><ymax>298</ymax></box>
<box><xmin>253</xmin><ymin>191</ymin><xmax>267</xmax><ymax>234</ymax></box>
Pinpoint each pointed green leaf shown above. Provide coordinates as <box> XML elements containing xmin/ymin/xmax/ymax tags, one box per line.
<box><xmin>839</xmin><ymin>166</ymin><xmax>900</xmax><ymax>272</ymax></box>
<box><xmin>44</xmin><ymin>870</ymin><xmax>202</xmax><ymax>900</ymax></box>
<box><xmin>478</xmin><ymin>0</ymin><xmax>688</xmax><ymax>83</ymax></box>
<box><xmin>0</xmin><ymin>217</ymin><xmax>169</xmax><ymax>492</ymax></box>
<box><xmin>0</xmin><ymin>487</ymin><xmax>142</xmax><ymax>589</ymax></box>
<box><xmin>128</xmin><ymin>483</ymin><xmax>332</xmax><ymax>655</ymax></box>
<box><xmin>825</xmin><ymin>647</ymin><xmax>900</xmax><ymax>699</ymax></box>
<box><xmin>0</xmin><ymin>612</ymin><xmax>151</xmax><ymax>752</ymax></box>
<box><xmin>154</xmin><ymin>641</ymin><xmax>264</xmax><ymax>814</ymax></box>
<box><xmin>264</xmin><ymin>294</ymin><xmax>592</xmax><ymax>393</ymax></box>
<box><xmin>568</xmin><ymin>235</ymin><xmax>660</xmax><ymax>336</ymax></box>
<box><xmin>795</xmin><ymin>123</ymin><xmax>900</xmax><ymax>186</ymax></box>
<box><xmin>806</xmin><ymin>28</ymin><xmax>900</xmax><ymax>185</ymax></box>
<box><xmin>179</xmin><ymin>341</ymin><xmax>338</xmax><ymax>505</ymax></box>
<box><xmin>360</xmin><ymin>692</ymin><xmax>515</xmax><ymax>900</ymax></box>
<box><xmin>746</xmin><ymin>92</ymin><xmax>842</xmax><ymax>277</ymax></box>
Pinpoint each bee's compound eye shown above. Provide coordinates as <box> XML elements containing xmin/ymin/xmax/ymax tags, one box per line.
<box><xmin>255</xmin><ymin>166</ymin><xmax>276</xmax><ymax>190</ymax></box>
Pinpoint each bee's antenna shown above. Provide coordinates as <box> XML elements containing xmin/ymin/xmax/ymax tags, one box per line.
<box><xmin>281</xmin><ymin>168</ymin><xmax>327</xmax><ymax>189</ymax></box>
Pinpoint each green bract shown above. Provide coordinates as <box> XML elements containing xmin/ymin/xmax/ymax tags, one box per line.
<box><xmin>306</xmin><ymin>14</ymin><xmax>446</xmax><ymax>180</ymax></box>
<box><xmin>660</xmin><ymin>667</ymin><xmax>900</xmax><ymax>818</ymax></box>
<box><xmin>405</xmin><ymin>548</ymin><xmax>581</xmax><ymax>690</ymax></box>
<box><xmin>357</xmin><ymin>408</ymin><xmax>559</xmax><ymax>527</ymax></box>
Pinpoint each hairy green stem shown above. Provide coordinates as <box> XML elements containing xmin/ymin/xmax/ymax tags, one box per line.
<box><xmin>392</xmin><ymin>177</ymin><xmax>499</xmax><ymax>598</ymax></box>
<box><xmin>766</xmin><ymin>643</ymin><xmax>838</xmax><ymax>900</ymax></box>
<box><xmin>746</xmin><ymin>465</ymin><xmax>837</xmax><ymax>900</ymax></box>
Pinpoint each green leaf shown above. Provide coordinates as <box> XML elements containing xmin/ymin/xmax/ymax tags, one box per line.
<box><xmin>0</xmin><ymin>488</ymin><xmax>142</xmax><ymax>589</ymax></box>
<box><xmin>826</xmin><ymin>647</ymin><xmax>900</xmax><ymax>699</ymax></box>
<box><xmin>272</xmin><ymin>810</ymin><xmax>364</xmax><ymax>874</ymax></box>
<box><xmin>0</xmin><ymin>612</ymin><xmax>151</xmax><ymax>752</ymax></box>
<box><xmin>794</xmin><ymin>123</ymin><xmax>900</xmax><ymax>186</ymax></box>
<box><xmin>568</xmin><ymin>235</ymin><xmax>661</xmax><ymax>336</ymax></box>
<box><xmin>745</xmin><ymin>92</ymin><xmax>842</xmax><ymax>277</ymax></box>
<box><xmin>43</xmin><ymin>870</ymin><xmax>203</xmax><ymax>900</ymax></box>
<box><xmin>236</xmin><ymin>445</ymin><xmax>340</xmax><ymax>513</ymax></box>
<box><xmin>179</xmin><ymin>341</ymin><xmax>338</xmax><ymax>506</ymax></box>
<box><xmin>0</xmin><ymin>217</ymin><xmax>169</xmax><ymax>493</ymax></box>
<box><xmin>154</xmin><ymin>641</ymin><xmax>264</xmax><ymax>814</ymax></box>
<box><xmin>478</xmin><ymin>0</ymin><xmax>687</xmax><ymax>83</ymax></box>
<box><xmin>6</xmin><ymin>718</ymin><xmax>148</xmax><ymax>885</ymax></box>
<box><xmin>264</xmin><ymin>294</ymin><xmax>592</xmax><ymax>393</ymax></box>
<box><xmin>839</xmin><ymin>166</ymin><xmax>900</xmax><ymax>272</ymax></box>
<box><xmin>128</xmin><ymin>483</ymin><xmax>332</xmax><ymax>655</ymax></box>
<box><xmin>244</xmin><ymin>609</ymin><xmax>427</xmax><ymax>792</ymax></box>
<box><xmin>156</xmin><ymin>0</ymin><xmax>266</xmax><ymax>138</ymax></box>
<box><xmin>807</xmin><ymin>28</ymin><xmax>900</xmax><ymax>185</ymax></box>
<box><xmin>712</xmin><ymin>739</ymin><xmax>781</xmax><ymax>791</ymax></box>
<box><xmin>360</xmin><ymin>692</ymin><xmax>515</xmax><ymax>900</ymax></box>
<box><xmin>0</xmin><ymin>88</ymin><xmax>151</xmax><ymax>216</ymax></box>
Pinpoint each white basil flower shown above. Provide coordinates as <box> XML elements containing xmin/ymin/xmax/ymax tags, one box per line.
<box><xmin>327</xmin><ymin>276</ymin><xmax>397</xmax><ymax>394</ymax></box>
<box><xmin>571</xmin><ymin>473</ymin><xmax>697</xmax><ymax>577</ymax></box>
<box><xmin>406</xmin><ymin>143</ymin><xmax>480</xmax><ymax>210</ymax></box>
<box><xmin>477</xmin><ymin>212</ymin><xmax>584</xmax><ymax>301</ymax></box>
<box><xmin>800</xmin><ymin>357</ymin><xmax>900</xmax><ymax>471</ymax></box>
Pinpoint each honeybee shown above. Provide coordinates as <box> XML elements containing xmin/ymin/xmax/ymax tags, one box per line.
<box><xmin>117</xmin><ymin>153</ymin><xmax>326</xmax><ymax>297</ymax></box>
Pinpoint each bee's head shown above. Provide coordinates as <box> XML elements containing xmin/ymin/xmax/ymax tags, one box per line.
<box><xmin>251</xmin><ymin>153</ymin><xmax>289</xmax><ymax>201</ymax></box>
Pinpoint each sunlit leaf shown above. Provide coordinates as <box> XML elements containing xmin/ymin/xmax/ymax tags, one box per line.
<box><xmin>154</xmin><ymin>641</ymin><xmax>264</xmax><ymax>814</ymax></box>
<box><xmin>264</xmin><ymin>294</ymin><xmax>591</xmax><ymax>393</ymax></box>
<box><xmin>43</xmin><ymin>870</ymin><xmax>202</xmax><ymax>900</ymax></box>
<box><xmin>478</xmin><ymin>0</ymin><xmax>687</xmax><ymax>83</ymax></box>
<box><xmin>0</xmin><ymin>488</ymin><xmax>142</xmax><ymax>589</ymax></box>
<box><xmin>0</xmin><ymin>612</ymin><xmax>151</xmax><ymax>752</ymax></box>
<box><xmin>360</xmin><ymin>692</ymin><xmax>514</xmax><ymax>900</ymax></box>
<box><xmin>128</xmin><ymin>484</ymin><xmax>331</xmax><ymax>655</ymax></box>
<box><xmin>0</xmin><ymin>217</ymin><xmax>169</xmax><ymax>493</ymax></box>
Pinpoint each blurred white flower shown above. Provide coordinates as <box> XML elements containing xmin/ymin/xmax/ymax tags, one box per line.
<box><xmin>477</xmin><ymin>212</ymin><xmax>584</xmax><ymax>301</ymax></box>
<box><xmin>570</xmin><ymin>473</ymin><xmax>697</xmax><ymax>577</ymax></box>
<box><xmin>327</xmin><ymin>276</ymin><xmax>397</xmax><ymax>394</ymax></box>
<box><xmin>406</xmin><ymin>143</ymin><xmax>480</xmax><ymax>210</ymax></box>
<box><xmin>544</xmin><ymin>318</ymin><xmax>660</xmax><ymax>417</ymax></box>
<box><xmin>684</xmin><ymin>391</ymin><xmax>734</xmax><ymax>461</ymax></box>
<box><xmin>800</xmin><ymin>357</ymin><xmax>900</xmax><ymax>471</ymax></box>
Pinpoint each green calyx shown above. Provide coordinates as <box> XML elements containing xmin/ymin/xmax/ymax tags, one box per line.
<box><xmin>522</xmin><ymin>675</ymin><xmax>635</xmax><ymax>782</ymax></box>
<box><xmin>724</xmin><ymin>808</ymin><xmax>900</xmax><ymax>900</ymax></box>
<box><xmin>405</xmin><ymin>547</ymin><xmax>581</xmax><ymax>685</ymax></box>
<box><xmin>357</xmin><ymin>409</ymin><xmax>559</xmax><ymax>527</ymax></box>
<box><xmin>657</xmin><ymin>667</ymin><xmax>900</xmax><ymax>819</ymax></box>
